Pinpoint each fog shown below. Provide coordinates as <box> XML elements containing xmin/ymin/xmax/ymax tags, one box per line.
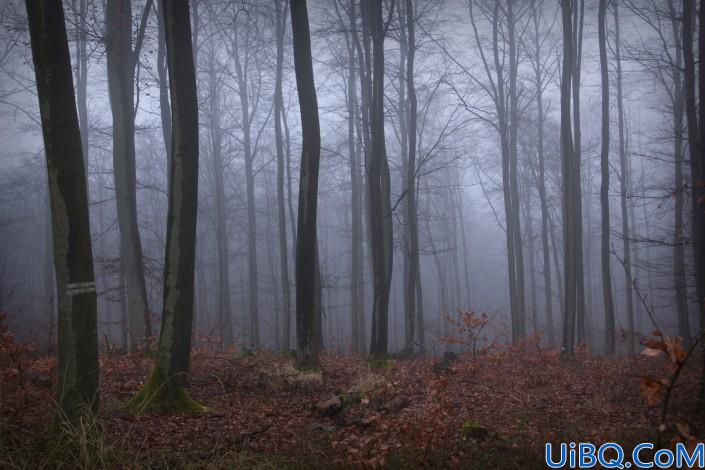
<box><xmin>0</xmin><ymin>0</ymin><xmax>696</xmax><ymax>355</ymax></box>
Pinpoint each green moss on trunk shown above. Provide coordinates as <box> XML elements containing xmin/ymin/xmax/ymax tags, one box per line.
<box><xmin>126</xmin><ymin>365</ymin><xmax>205</xmax><ymax>415</ymax></box>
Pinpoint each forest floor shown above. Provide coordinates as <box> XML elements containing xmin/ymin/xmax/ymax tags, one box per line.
<box><xmin>1</xmin><ymin>336</ymin><xmax>702</xmax><ymax>469</ymax></box>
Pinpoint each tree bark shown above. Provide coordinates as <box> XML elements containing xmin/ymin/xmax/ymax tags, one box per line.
<box><xmin>560</xmin><ymin>0</ymin><xmax>577</xmax><ymax>356</ymax></box>
<box><xmin>128</xmin><ymin>0</ymin><xmax>202</xmax><ymax>414</ymax></box>
<box><xmin>365</xmin><ymin>0</ymin><xmax>392</xmax><ymax>360</ymax></box>
<box><xmin>206</xmin><ymin>47</ymin><xmax>233</xmax><ymax>349</ymax></box>
<box><xmin>530</xmin><ymin>0</ymin><xmax>554</xmax><ymax>345</ymax></box>
<box><xmin>274</xmin><ymin>0</ymin><xmax>292</xmax><ymax>351</ymax></box>
<box><xmin>613</xmin><ymin>0</ymin><xmax>635</xmax><ymax>353</ymax></box>
<box><xmin>105</xmin><ymin>0</ymin><xmax>153</xmax><ymax>349</ymax></box>
<box><xmin>156</xmin><ymin>0</ymin><xmax>172</xmax><ymax>168</ymax></box>
<box><xmin>231</xmin><ymin>11</ymin><xmax>260</xmax><ymax>347</ymax></box>
<box><xmin>598</xmin><ymin>0</ymin><xmax>616</xmax><ymax>354</ymax></box>
<box><xmin>26</xmin><ymin>0</ymin><xmax>99</xmax><ymax>421</ymax></box>
<box><xmin>291</xmin><ymin>0</ymin><xmax>321</xmax><ymax>368</ymax></box>
<box><xmin>572</xmin><ymin>0</ymin><xmax>586</xmax><ymax>344</ymax></box>
<box><xmin>404</xmin><ymin>0</ymin><xmax>420</xmax><ymax>353</ymax></box>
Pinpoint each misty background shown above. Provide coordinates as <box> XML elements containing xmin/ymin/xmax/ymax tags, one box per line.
<box><xmin>0</xmin><ymin>0</ymin><xmax>692</xmax><ymax>353</ymax></box>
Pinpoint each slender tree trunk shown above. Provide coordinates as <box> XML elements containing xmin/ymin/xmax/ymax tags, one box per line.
<box><xmin>457</xmin><ymin>188</ymin><xmax>472</xmax><ymax>309</ymax></box>
<box><xmin>507</xmin><ymin>0</ymin><xmax>525</xmax><ymax>341</ymax></box>
<box><xmin>338</xmin><ymin>0</ymin><xmax>366</xmax><ymax>354</ymax></box>
<box><xmin>206</xmin><ymin>50</ymin><xmax>233</xmax><ymax>349</ymax></box>
<box><xmin>106</xmin><ymin>0</ymin><xmax>152</xmax><ymax>349</ymax></box>
<box><xmin>669</xmin><ymin>0</ymin><xmax>690</xmax><ymax>347</ymax></box>
<box><xmin>572</xmin><ymin>0</ymin><xmax>586</xmax><ymax>344</ymax></box>
<box><xmin>599</xmin><ymin>0</ymin><xmax>616</xmax><ymax>354</ymax></box>
<box><xmin>128</xmin><ymin>0</ymin><xmax>202</xmax><ymax>413</ymax></box>
<box><xmin>531</xmin><ymin>0</ymin><xmax>554</xmax><ymax>345</ymax></box>
<box><xmin>405</xmin><ymin>0</ymin><xmax>420</xmax><ymax>353</ymax></box>
<box><xmin>72</xmin><ymin>0</ymin><xmax>89</xmax><ymax>175</ymax></box>
<box><xmin>525</xmin><ymin>185</ymin><xmax>538</xmax><ymax>332</ymax></box>
<box><xmin>26</xmin><ymin>0</ymin><xmax>99</xmax><ymax>421</ymax></box>
<box><xmin>231</xmin><ymin>15</ymin><xmax>260</xmax><ymax>348</ymax></box>
<box><xmin>613</xmin><ymin>0</ymin><xmax>635</xmax><ymax>353</ymax></box>
<box><xmin>291</xmin><ymin>0</ymin><xmax>321</xmax><ymax>368</ymax></box>
<box><xmin>274</xmin><ymin>0</ymin><xmax>292</xmax><ymax>352</ymax></box>
<box><xmin>560</xmin><ymin>0</ymin><xmax>577</xmax><ymax>356</ymax></box>
<box><xmin>157</xmin><ymin>0</ymin><xmax>172</xmax><ymax>168</ymax></box>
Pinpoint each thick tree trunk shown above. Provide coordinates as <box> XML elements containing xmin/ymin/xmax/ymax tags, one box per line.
<box><xmin>26</xmin><ymin>0</ymin><xmax>99</xmax><ymax>421</ymax></box>
<box><xmin>128</xmin><ymin>0</ymin><xmax>202</xmax><ymax>414</ymax></box>
<box><xmin>291</xmin><ymin>0</ymin><xmax>321</xmax><ymax>369</ymax></box>
<box><xmin>684</xmin><ymin>0</ymin><xmax>705</xmax><ymax>405</ymax></box>
<box><xmin>366</xmin><ymin>0</ymin><xmax>392</xmax><ymax>360</ymax></box>
<box><xmin>598</xmin><ymin>0</ymin><xmax>616</xmax><ymax>354</ymax></box>
<box><xmin>106</xmin><ymin>0</ymin><xmax>152</xmax><ymax>349</ymax></box>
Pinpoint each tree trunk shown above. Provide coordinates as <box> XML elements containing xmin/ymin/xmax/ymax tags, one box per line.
<box><xmin>128</xmin><ymin>0</ymin><xmax>202</xmax><ymax>414</ymax></box>
<box><xmin>106</xmin><ymin>0</ymin><xmax>152</xmax><ymax>350</ymax></box>
<box><xmin>365</xmin><ymin>0</ymin><xmax>392</xmax><ymax>360</ymax></box>
<box><xmin>337</xmin><ymin>0</ymin><xmax>366</xmax><ymax>354</ymax></box>
<box><xmin>43</xmin><ymin>198</ymin><xmax>55</xmax><ymax>353</ymax></box>
<box><xmin>507</xmin><ymin>0</ymin><xmax>526</xmax><ymax>341</ymax></box>
<box><xmin>206</xmin><ymin>49</ymin><xmax>233</xmax><ymax>349</ymax></box>
<box><xmin>572</xmin><ymin>0</ymin><xmax>586</xmax><ymax>344</ymax></box>
<box><xmin>231</xmin><ymin>13</ymin><xmax>260</xmax><ymax>348</ymax></box>
<box><xmin>26</xmin><ymin>0</ymin><xmax>99</xmax><ymax>421</ymax></box>
<box><xmin>275</xmin><ymin>0</ymin><xmax>292</xmax><ymax>351</ymax></box>
<box><xmin>684</xmin><ymin>0</ymin><xmax>705</xmax><ymax>405</ymax></box>
<box><xmin>530</xmin><ymin>0</ymin><xmax>554</xmax><ymax>345</ymax></box>
<box><xmin>291</xmin><ymin>0</ymin><xmax>321</xmax><ymax>369</ymax></box>
<box><xmin>404</xmin><ymin>0</ymin><xmax>420</xmax><ymax>353</ymax></box>
<box><xmin>668</xmin><ymin>0</ymin><xmax>692</xmax><ymax>348</ymax></box>
<box><xmin>560</xmin><ymin>0</ymin><xmax>577</xmax><ymax>356</ymax></box>
<box><xmin>598</xmin><ymin>0</ymin><xmax>616</xmax><ymax>354</ymax></box>
<box><xmin>613</xmin><ymin>0</ymin><xmax>635</xmax><ymax>354</ymax></box>
<box><xmin>156</xmin><ymin>0</ymin><xmax>172</xmax><ymax>168</ymax></box>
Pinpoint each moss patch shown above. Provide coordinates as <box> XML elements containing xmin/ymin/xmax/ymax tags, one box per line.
<box><xmin>126</xmin><ymin>365</ymin><xmax>206</xmax><ymax>415</ymax></box>
<box><xmin>460</xmin><ymin>420</ymin><xmax>489</xmax><ymax>440</ymax></box>
<box><xmin>367</xmin><ymin>357</ymin><xmax>394</xmax><ymax>370</ymax></box>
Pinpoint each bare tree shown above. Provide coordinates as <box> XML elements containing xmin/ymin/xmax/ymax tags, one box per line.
<box><xmin>291</xmin><ymin>0</ymin><xmax>321</xmax><ymax>368</ymax></box>
<box><xmin>26</xmin><ymin>0</ymin><xmax>99</xmax><ymax>421</ymax></box>
<box><xmin>128</xmin><ymin>0</ymin><xmax>202</xmax><ymax>413</ymax></box>
<box><xmin>274</xmin><ymin>0</ymin><xmax>292</xmax><ymax>351</ymax></box>
<box><xmin>365</xmin><ymin>0</ymin><xmax>393</xmax><ymax>360</ymax></box>
<box><xmin>105</xmin><ymin>0</ymin><xmax>153</xmax><ymax>349</ymax></box>
<box><xmin>612</xmin><ymin>0</ymin><xmax>635</xmax><ymax>353</ymax></box>
<box><xmin>598</xmin><ymin>0</ymin><xmax>616</xmax><ymax>354</ymax></box>
<box><xmin>560</xmin><ymin>0</ymin><xmax>577</xmax><ymax>355</ymax></box>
